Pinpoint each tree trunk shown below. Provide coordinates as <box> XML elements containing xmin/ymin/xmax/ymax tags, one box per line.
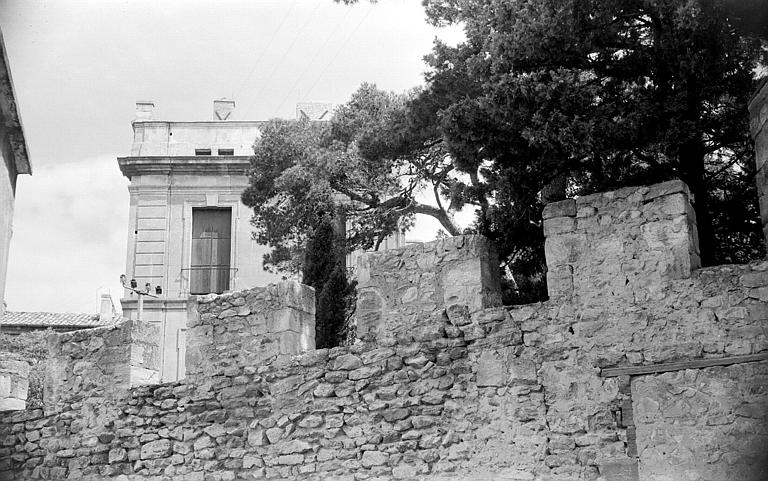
<box><xmin>332</xmin><ymin>205</ymin><xmax>347</xmax><ymax>270</ymax></box>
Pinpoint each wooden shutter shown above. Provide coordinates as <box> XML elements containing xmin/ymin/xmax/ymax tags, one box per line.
<box><xmin>190</xmin><ymin>208</ymin><xmax>231</xmax><ymax>294</ymax></box>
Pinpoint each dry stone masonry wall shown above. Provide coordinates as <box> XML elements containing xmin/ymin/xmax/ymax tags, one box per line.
<box><xmin>750</xmin><ymin>79</ymin><xmax>768</xmax><ymax>251</ymax></box>
<box><xmin>185</xmin><ymin>282</ymin><xmax>316</xmax><ymax>381</ymax></box>
<box><xmin>44</xmin><ymin>319</ymin><xmax>161</xmax><ymax>413</ymax></box>
<box><xmin>543</xmin><ymin>180</ymin><xmax>700</xmax><ymax>303</ymax></box>
<box><xmin>1</xmin><ymin>180</ymin><xmax>767</xmax><ymax>481</ymax></box>
<box><xmin>354</xmin><ymin>235</ymin><xmax>501</xmax><ymax>342</ymax></box>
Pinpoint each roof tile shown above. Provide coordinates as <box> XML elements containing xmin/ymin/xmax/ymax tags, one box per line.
<box><xmin>0</xmin><ymin>311</ymin><xmax>110</xmax><ymax>328</ymax></box>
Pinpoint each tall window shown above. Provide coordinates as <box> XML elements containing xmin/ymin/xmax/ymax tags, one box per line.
<box><xmin>190</xmin><ymin>208</ymin><xmax>231</xmax><ymax>294</ymax></box>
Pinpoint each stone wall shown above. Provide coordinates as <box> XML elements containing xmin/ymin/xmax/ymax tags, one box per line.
<box><xmin>544</xmin><ymin>180</ymin><xmax>699</xmax><ymax>303</ymax></box>
<box><xmin>185</xmin><ymin>282</ymin><xmax>316</xmax><ymax>381</ymax></box>
<box><xmin>750</xmin><ymin>79</ymin><xmax>768</xmax><ymax>250</ymax></box>
<box><xmin>355</xmin><ymin>235</ymin><xmax>501</xmax><ymax>342</ymax></box>
<box><xmin>0</xmin><ymin>357</ymin><xmax>28</xmax><ymax>412</ymax></box>
<box><xmin>1</xmin><ymin>181</ymin><xmax>767</xmax><ymax>480</ymax></box>
<box><xmin>632</xmin><ymin>362</ymin><xmax>768</xmax><ymax>481</ymax></box>
<box><xmin>44</xmin><ymin>318</ymin><xmax>161</xmax><ymax>412</ymax></box>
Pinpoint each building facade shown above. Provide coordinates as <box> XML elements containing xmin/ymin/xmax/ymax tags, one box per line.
<box><xmin>0</xmin><ymin>28</ymin><xmax>31</xmax><ymax>317</ymax></box>
<box><xmin>118</xmin><ymin>99</ymin><xmax>281</xmax><ymax>381</ymax></box>
<box><xmin>117</xmin><ymin>99</ymin><xmax>408</xmax><ymax>382</ymax></box>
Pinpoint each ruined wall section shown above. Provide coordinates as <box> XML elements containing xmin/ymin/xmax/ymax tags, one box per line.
<box><xmin>750</xmin><ymin>79</ymin><xmax>768</xmax><ymax>250</ymax></box>
<box><xmin>544</xmin><ymin>180</ymin><xmax>700</xmax><ymax>304</ymax></box>
<box><xmin>185</xmin><ymin>282</ymin><xmax>315</xmax><ymax>381</ymax></box>
<box><xmin>44</xmin><ymin>319</ymin><xmax>161</xmax><ymax>412</ymax></box>
<box><xmin>354</xmin><ymin>235</ymin><xmax>501</xmax><ymax>342</ymax></box>
<box><xmin>1</xmin><ymin>182</ymin><xmax>767</xmax><ymax>480</ymax></box>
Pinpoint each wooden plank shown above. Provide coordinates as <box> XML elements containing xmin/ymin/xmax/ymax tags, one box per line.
<box><xmin>601</xmin><ymin>352</ymin><xmax>768</xmax><ymax>377</ymax></box>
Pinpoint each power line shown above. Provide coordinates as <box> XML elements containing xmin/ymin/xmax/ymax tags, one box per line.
<box><xmin>270</xmin><ymin>7</ymin><xmax>355</xmax><ymax>118</ymax></box>
<box><xmin>303</xmin><ymin>4</ymin><xmax>375</xmax><ymax>101</ymax></box>
<box><xmin>233</xmin><ymin>0</ymin><xmax>299</xmax><ymax>102</ymax></box>
<box><xmin>242</xmin><ymin>1</ymin><xmax>325</xmax><ymax>118</ymax></box>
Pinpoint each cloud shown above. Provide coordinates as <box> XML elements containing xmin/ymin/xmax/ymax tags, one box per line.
<box><xmin>5</xmin><ymin>156</ymin><xmax>128</xmax><ymax>313</ymax></box>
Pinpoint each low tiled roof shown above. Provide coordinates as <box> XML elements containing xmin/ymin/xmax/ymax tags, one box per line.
<box><xmin>0</xmin><ymin>311</ymin><xmax>108</xmax><ymax>329</ymax></box>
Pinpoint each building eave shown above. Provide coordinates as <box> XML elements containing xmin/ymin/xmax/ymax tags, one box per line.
<box><xmin>117</xmin><ymin>156</ymin><xmax>251</xmax><ymax>179</ymax></box>
<box><xmin>0</xmin><ymin>29</ymin><xmax>31</xmax><ymax>175</ymax></box>
<box><xmin>131</xmin><ymin>120</ymin><xmax>266</xmax><ymax>128</ymax></box>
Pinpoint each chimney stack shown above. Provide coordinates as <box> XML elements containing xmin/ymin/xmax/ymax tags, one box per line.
<box><xmin>99</xmin><ymin>293</ymin><xmax>117</xmax><ymax>324</ymax></box>
<box><xmin>135</xmin><ymin>101</ymin><xmax>155</xmax><ymax>121</ymax></box>
<box><xmin>214</xmin><ymin>98</ymin><xmax>235</xmax><ymax>120</ymax></box>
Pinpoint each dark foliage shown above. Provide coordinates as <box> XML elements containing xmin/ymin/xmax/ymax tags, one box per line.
<box><xmin>302</xmin><ymin>218</ymin><xmax>356</xmax><ymax>348</ymax></box>
<box><xmin>413</xmin><ymin>0</ymin><xmax>768</xmax><ymax>298</ymax></box>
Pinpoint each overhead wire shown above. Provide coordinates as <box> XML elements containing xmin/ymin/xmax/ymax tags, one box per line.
<box><xmin>269</xmin><ymin>7</ymin><xmax>355</xmax><ymax>118</ymax></box>
<box><xmin>234</xmin><ymin>0</ymin><xmax>299</xmax><ymax>102</ymax></box>
<box><xmin>302</xmin><ymin>4</ymin><xmax>375</xmax><ymax>102</ymax></box>
<box><xmin>242</xmin><ymin>1</ymin><xmax>325</xmax><ymax>118</ymax></box>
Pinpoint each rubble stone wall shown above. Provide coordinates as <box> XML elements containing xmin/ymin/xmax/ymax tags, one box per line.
<box><xmin>354</xmin><ymin>235</ymin><xmax>501</xmax><ymax>342</ymax></box>
<box><xmin>544</xmin><ymin>179</ymin><xmax>700</xmax><ymax>303</ymax></box>
<box><xmin>1</xmin><ymin>181</ymin><xmax>767</xmax><ymax>480</ymax></box>
<box><xmin>750</xmin><ymin>79</ymin><xmax>768</xmax><ymax>250</ymax></box>
<box><xmin>185</xmin><ymin>282</ymin><xmax>316</xmax><ymax>382</ymax></box>
<box><xmin>632</xmin><ymin>362</ymin><xmax>768</xmax><ymax>481</ymax></box>
<box><xmin>44</xmin><ymin>319</ymin><xmax>161</xmax><ymax>412</ymax></box>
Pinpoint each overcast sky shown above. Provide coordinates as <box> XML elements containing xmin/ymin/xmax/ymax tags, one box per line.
<box><xmin>0</xmin><ymin>0</ymin><xmax>464</xmax><ymax>314</ymax></box>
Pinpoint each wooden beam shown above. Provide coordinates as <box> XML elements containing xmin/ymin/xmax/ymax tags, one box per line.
<box><xmin>600</xmin><ymin>352</ymin><xmax>768</xmax><ymax>378</ymax></box>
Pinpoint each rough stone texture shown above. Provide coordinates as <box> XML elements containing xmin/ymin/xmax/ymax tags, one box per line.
<box><xmin>545</xmin><ymin>180</ymin><xmax>700</xmax><ymax>303</ymax></box>
<box><xmin>355</xmin><ymin>235</ymin><xmax>501</xmax><ymax>342</ymax></box>
<box><xmin>44</xmin><ymin>318</ymin><xmax>161</xmax><ymax>412</ymax></box>
<box><xmin>633</xmin><ymin>363</ymin><xmax>768</xmax><ymax>481</ymax></box>
<box><xmin>750</xmin><ymin>79</ymin><xmax>768</xmax><ymax>251</ymax></box>
<box><xmin>0</xmin><ymin>182</ymin><xmax>766</xmax><ymax>481</ymax></box>
<box><xmin>185</xmin><ymin>281</ymin><xmax>316</xmax><ymax>381</ymax></box>
<box><xmin>0</xmin><ymin>357</ymin><xmax>29</xmax><ymax>411</ymax></box>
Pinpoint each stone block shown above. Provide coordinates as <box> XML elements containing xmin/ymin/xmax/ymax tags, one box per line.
<box><xmin>642</xmin><ymin>179</ymin><xmax>689</xmax><ymax>202</ymax></box>
<box><xmin>185</xmin><ymin>282</ymin><xmax>315</xmax><ymax>380</ymax></box>
<box><xmin>354</xmin><ymin>235</ymin><xmax>501</xmax><ymax>342</ymax></box>
<box><xmin>543</xmin><ymin>216</ymin><xmax>576</xmax><ymax>236</ymax></box>
<box><xmin>542</xmin><ymin>199</ymin><xmax>576</xmax><ymax>220</ymax></box>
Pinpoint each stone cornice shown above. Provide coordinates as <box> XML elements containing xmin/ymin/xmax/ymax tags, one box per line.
<box><xmin>132</xmin><ymin>120</ymin><xmax>265</xmax><ymax>128</ymax></box>
<box><xmin>117</xmin><ymin>156</ymin><xmax>251</xmax><ymax>179</ymax></box>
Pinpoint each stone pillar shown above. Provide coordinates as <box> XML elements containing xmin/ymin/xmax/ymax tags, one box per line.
<box><xmin>185</xmin><ymin>281</ymin><xmax>316</xmax><ymax>380</ymax></box>
<box><xmin>749</xmin><ymin>79</ymin><xmax>768</xmax><ymax>251</ymax></box>
<box><xmin>0</xmin><ymin>356</ymin><xmax>29</xmax><ymax>411</ymax></box>
<box><xmin>354</xmin><ymin>235</ymin><xmax>501</xmax><ymax>342</ymax></box>
<box><xmin>543</xmin><ymin>180</ymin><xmax>700</xmax><ymax>303</ymax></box>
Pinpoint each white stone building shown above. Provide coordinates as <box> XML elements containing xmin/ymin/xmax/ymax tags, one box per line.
<box><xmin>117</xmin><ymin>99</ymin><xmax>285</xmax><ymax>381</ymax></box>
<box><xmin>117</xmin><ymin>98</ymin><xmax>408</xmax><ymax>382</ymax></box>
<box><xmin>0</xmin><ymin>28</ymin><xmax>31</xmax><ymax>317</ymax></box>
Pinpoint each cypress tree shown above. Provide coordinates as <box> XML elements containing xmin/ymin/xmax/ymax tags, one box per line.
<box><xmin>302</xmin><ymin>216</ymin><xmax>355</xmax><ymax>348</ymax></box>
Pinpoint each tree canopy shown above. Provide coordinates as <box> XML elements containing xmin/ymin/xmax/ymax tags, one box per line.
<box><xmin>249</xmin><ymin>0</ymin><xmax>768</xmax><ymax>302</ymax></box>
<box><xmin>242</xmin><ymin>83</ymin><xmax>471</xmax><ymax>273</ymax></box>
<box><xmin>414</xmin><ymin>0</ymin><xmax>768</xmax><ymax>269</ymax></box>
